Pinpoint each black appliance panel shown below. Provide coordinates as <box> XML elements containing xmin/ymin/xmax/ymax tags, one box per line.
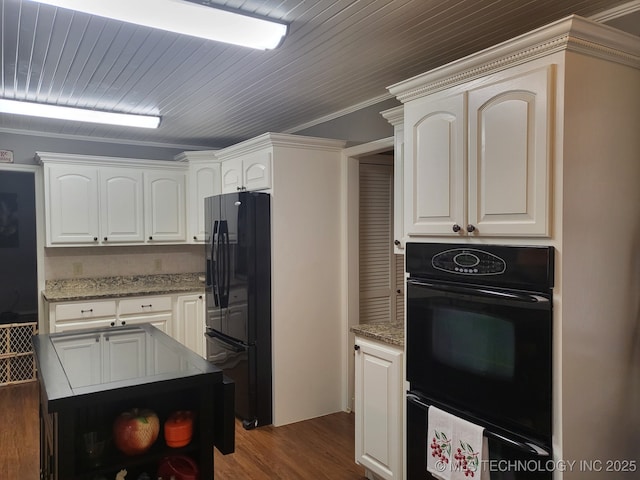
<box><xmin>405</xmin><ymin>243</ymin><xmax>553</xmax><ymax>445</ymax></box>
<box><xmin>406</xmin><ymin>243</ymin><xmax>554</xmax><ymax>291</ymax></box>
<box><xmin>407</xmin><ymin>393</ymin><xmax>551</xmax><ymax>480</ymax></box>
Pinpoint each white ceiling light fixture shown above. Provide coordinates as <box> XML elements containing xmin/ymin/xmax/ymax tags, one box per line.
<box><xmin>30</xmin><ymin>0</ymin><xmax>289</xmax><ymax>50</ymax></box>
<box><xmin>0</xmin><ymin>99</ymin><xmax>161</xmax><ymax>129</ymax></box>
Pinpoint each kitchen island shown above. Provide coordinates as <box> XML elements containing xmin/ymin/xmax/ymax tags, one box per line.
<box><xmin>33</xmin><ymin>323</ymin><xmax>234</xmax><ymax>480</ymax></box>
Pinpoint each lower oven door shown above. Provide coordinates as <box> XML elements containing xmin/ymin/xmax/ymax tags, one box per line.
<box><xmin>407</xmin><ymin>278</ymin><xmax>552</xmax><ymax>443</ymax></box>
<box><xmin>407</xmin><ymin>393</ymin><xmax>552</xmax><ymax>480</ymax></box>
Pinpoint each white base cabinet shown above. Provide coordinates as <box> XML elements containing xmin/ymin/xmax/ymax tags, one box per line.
<box><xmin>175</xmin><ymin>293</ymin><xmax>206</xmax><ymax>358</ymax></box>
<box><xmin>354</xmin><ymin>336</ymin><xmax>403</xmax><ymax>480</ymax></box>
<box><xmin>47</xmin><ymin>292</ymin><xmax>206</xmax><ymax>358</ymax></box>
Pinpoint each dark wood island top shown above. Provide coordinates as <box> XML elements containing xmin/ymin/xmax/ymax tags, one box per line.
<box><xmin>34</xmin><ymin>324</ymin><xmax>234</xmax><ymax>480</ymax></box>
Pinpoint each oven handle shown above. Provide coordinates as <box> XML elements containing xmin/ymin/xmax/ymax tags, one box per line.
<box><xmin>407</xmin><ymin>393</ymin><xmax>551</xmax><ymax>457</ymax></box>
<box><xmin>407</xmin><ymin>279</ymin><xmax>550</xmax><ymax>305</ymax></box>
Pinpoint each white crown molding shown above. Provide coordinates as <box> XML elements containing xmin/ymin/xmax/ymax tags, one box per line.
<box><xmin>35</xmin><ymin>151</ymin><xmax>188</xmax><ymax>169</ymax></box>
<box><xmin>590</xmin><ymin>0</ymin><xmax>640</xmax><ymax>23</ymax></box>
<box><xmin>380</xmin><ymin>106</ymin><xmax>404</xmax><ymax>126</ymax></box>
<box><xmin>388</xmin><ymin>15</ymin><xmax>640</xmax><ymax>103</ymax></box>
<box><xmin>174</xmin><ymin>150</ymin><xmax>219</xmax><ymax>162</ymax></box>
<box><xmin>214</xmin><ymin>132</ymin><xmax>346</xmax><ymax>160</ymax></box>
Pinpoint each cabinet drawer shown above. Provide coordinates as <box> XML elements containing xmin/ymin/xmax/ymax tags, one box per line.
<box><xmin>119</xmin><ymin>296</ymin><xmax>172</xmax><ymax>315</ymax></box>
<box><xmin>55</xmin><ymin>300</ymin><xmax>117</xmax><ymax>321</ymax></box>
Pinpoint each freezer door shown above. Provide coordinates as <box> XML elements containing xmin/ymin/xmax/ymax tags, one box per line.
<box><xmin>205</xmin><ymin>329</ymin><xmax>255</xmax><ymax>424</ymax></box>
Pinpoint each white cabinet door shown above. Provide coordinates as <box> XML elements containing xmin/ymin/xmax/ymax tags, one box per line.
<box><xmin>221</xmin><ymin>152</ymin><xmax>272</xmax><ymax>193</ymax></box>
<box><xmin>404</xmin><ymin>93</ymin><xmax>466</xmax><ymax>237</ymax></box>
<box><xmin>382</xmin><ymin>105</ymin><xmax>406</xmax><ymax>253</ymax></box>
<box><xmin>144</xmin><ymin>171</ymin><xmax>187</xmax><ymax>242</ymax></box>
<box><xmin>242</xmin><ymin>151</ymin><xmax>272</xmax><ymax>191</ymax></box>
<box><xmin>175</xmin><ymin>293</ymin><xmax>205</xmax><ymax>358</ymax></box>
<box><xmin>50</xmin><ymin>332</ymin><xmax>102</xmax><ymax>387</ymax></box>
<box><xmin>188</xmin><ymin>162</ymin><xmax>221</xmax><ymax>242</ymax></box>
<box><xmin>354</xmin><ymin>337</ymin><xmax>403</xmax><ymax>480</ymax></box>
<box><xmin>100</xmin><ymin>168</ymin><xmax>144</xmax><ymax>244</ymax></box>
<box><xmin>221</xmin><ymin>158</ymin><xmax>243</xmax><ymax>193</ymax></box>
<box><xmin>45</xmin><ymin>164</ymin><xmax>100</xmax><ymax>245</ymax></box>
<box><xmin>102</xmin><ymin>329</ymin><xmax>146</xmax><ymax>382</ymax></box>
<box><xmin>467</xmin><ymin>65</ymin><xmax>552</xmax><ymax>236</ymax></box>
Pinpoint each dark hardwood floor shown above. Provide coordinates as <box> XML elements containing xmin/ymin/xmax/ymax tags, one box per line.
<box><xmin>0</xmin><ymin>381</ymin><xmax>367</xmax><ymax>479</ymax></box>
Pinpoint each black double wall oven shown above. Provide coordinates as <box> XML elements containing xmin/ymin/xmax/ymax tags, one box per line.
<box><xmin>406</xmin><ymin>243</ymin><xmax>554</xmax><ymax>480</ymax></box>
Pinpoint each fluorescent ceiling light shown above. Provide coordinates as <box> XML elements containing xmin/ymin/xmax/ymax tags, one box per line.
<box><xmin>0</xmin><ymin>99</ymin><xmax>161</xmax><ymax>129</ymax></box>
<box><xmin>30</xmin><ymin>0</ymin><xmax>288</xmax><ymax>50</ymax></box>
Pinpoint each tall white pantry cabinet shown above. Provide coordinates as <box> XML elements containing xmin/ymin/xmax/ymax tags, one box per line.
<box><xmin>388</xmin><ymin>15</ymin><xmax>640</xmax><ymax>480</ymax></box>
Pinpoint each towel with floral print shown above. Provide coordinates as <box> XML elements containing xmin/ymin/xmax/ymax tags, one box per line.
<box><xmin>452</xmin><ymin>416</ymin><xmax>489</xmax><ymax>479</ymax></box>
<box><xmin>427</xmin><ymin>406</ymin><xmax>453</xmax><ymax>480</ymax></box>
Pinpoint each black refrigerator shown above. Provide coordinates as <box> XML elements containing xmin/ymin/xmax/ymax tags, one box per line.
<box><xmin>204</xmin><ymin>191</ymin><xmax>272</xmax><ymax>429</ymax></box>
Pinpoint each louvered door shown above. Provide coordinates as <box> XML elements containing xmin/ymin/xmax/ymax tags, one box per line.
<box><xmin>359</xmin><ymin>160</ymin><xmax>399</xmax><ymax>324</ymax></box>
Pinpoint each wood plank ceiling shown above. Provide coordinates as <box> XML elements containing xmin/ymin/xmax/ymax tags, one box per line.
<box><xmin>0</xmin><ymin>0</ymin><xmax>636</xmax><ymax>149</ymax></box>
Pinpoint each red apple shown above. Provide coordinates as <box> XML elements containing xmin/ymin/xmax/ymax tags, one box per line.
<box><xmin>113</xmin><ymin>408</ymin><xmax>160</xmax><ymax>456</ymax></box>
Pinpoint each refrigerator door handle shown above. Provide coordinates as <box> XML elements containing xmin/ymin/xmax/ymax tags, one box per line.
<box><xmin>212</xmin><ymin>220</ymin><xmax>221</xmax><ymax>307</ymax></box>
<box><xmin>206</xmin><ymin>329</ymin><xmax>246</xmax><ymax>353</ymax></box>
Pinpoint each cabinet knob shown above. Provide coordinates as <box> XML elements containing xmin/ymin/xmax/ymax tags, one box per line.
<box><xmin>199</xmin><ymin>295</ymin><xmax>203</xmax><ymax>299</ymax></box>
<box><xmin>466</xmin><ymin>224</ymin><xmax>476</xmax><ymax>233</ymax></box>
<box><xmin>110</xmin><ymin>321</ymin><xmax>115</xmax><ymax>327</ymax></box>
<box><xmin>393</xmin><ymin>239</ymin><xmax>401</xmax><ymax>246</ymax></box>
<box><xmin>237</xmin><ymin>186</ymin><xmax>242</xmax><ymax>191</ymax></box>
<box><xmin>121</xmin><ymin>321</ymin><xmax>126</xmax><ymax>326</ymax></box>
<box><xmin>149</xmin><ymin>236</ymin><xmax>153</xmax><ymax>240</ymax></box>
<box><xmin>452</xmin><ymin>224</ymin><xmax>461</xmax><ymax>233</ymax></box>
<box><xmin>193</xmin><ymin>236</ymin><xmax>197</xmax><ymax>240</ymax></box>
<box><xmin>93</xmin><ymin>237</ymin><xmax>98</xmax><ymax>241</ymax></box>
<box><xmin>397</xmin><ymin>289</ymin><xmax>402</xmax><ymax>294</ymax></box>
<box><xmin>104</xmin><ymin>237</ymin><xmax>108</xmax><ymax>241</ymax></box>
<box><xmin>354</xmin><ymin>344</ymin><xmax>360</xmax><ymax>351</ymax></box>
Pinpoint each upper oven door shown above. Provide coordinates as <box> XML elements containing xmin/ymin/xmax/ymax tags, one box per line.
<box><xmin>406</xmin><ymin>278</ymin><xmax>552</xmax><ymax>442</ymax></box>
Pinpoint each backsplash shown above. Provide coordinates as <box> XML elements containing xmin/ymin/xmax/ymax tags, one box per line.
<box><xmin>44</xmin><ymin>244</ymin><xmax>204</xmax><ymax>280</ymax></box>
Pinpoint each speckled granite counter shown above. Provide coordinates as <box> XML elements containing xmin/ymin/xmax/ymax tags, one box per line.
<box><xmin>351</xmin><ymin>322</ymin><xmax>404</xmax><ymax>347</ymax></box>
<box><xmin>43</xmin><ymin>273</ymin><xmax>205</xmax><ymax>302</ymax></box>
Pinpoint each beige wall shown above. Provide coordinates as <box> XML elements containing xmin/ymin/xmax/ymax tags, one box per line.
<box><xmin>44</xmin><ymin>244</ymin><xmax>204</xmax><ymax>280</ymax></box>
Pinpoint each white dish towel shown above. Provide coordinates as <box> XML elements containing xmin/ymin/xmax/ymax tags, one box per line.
<box><xmin>427</xmin><ymin>406</ymin><xmax>453</xmax><ymax>480</ymax></box>
<box><xmin>428</xmin><ymin>406</ymin><xmax>490</xmax><ymax>480</ymax></box>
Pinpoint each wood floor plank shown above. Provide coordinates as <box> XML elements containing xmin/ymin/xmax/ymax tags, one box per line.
<box><xmin>1</xmin><ymin>381</ymin><xmax>368</xmax><ymax>479</ymax></box>
<box><xmin>0</xmin><ymin>381</ymin><xmax>39</xmax><ymax>480</ymax></box>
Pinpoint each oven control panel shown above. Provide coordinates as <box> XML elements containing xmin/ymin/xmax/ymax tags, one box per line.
<box><xmin>432</xmin><ymin>248</ymin><xmax>506</xmax><ymax>275</ymax></box>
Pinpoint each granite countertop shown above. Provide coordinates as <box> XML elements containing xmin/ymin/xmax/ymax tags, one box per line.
<box><xmin>42</xmin><ymin>273</ymin><xmax>205</xmax><ymax>302</ymax></box>
<box><xmin>351</xmin><ymin>322</ymin><xmax>404</xmax><ymax>347</ymax></box>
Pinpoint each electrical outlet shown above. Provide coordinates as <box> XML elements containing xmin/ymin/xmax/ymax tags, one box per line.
<box><xmin>72</xmin><ymin>262</ymin><xmax>83</xmax><ymax>276</ymax></box>
<box><xmin>154</xmin><ymin>259</ymin><xmax>162</xmax><ymax>271</ymax></box>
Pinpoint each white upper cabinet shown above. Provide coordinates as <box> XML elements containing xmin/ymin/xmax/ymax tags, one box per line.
<box><xmin>100</xmin><ymin>168</ymin><xmax>144</xmax><ymax>244</ymax></box>
<box><xmin>144</xmin><ymin>170</ymin><xmax>187</xmax><ymax>243</ymax></box>
<box><xmin>45</xmin><ymin>164</ymin><xmax>100</xmax><ymax>245</ymax></box>
<box><xmin>38</xmin><ymin>152</ymin><xmax>189</xmax><ymax>247</ymax></box>
<box><xmin>467</xmin><ymin>66</ymin><xmax>551</xmax><ymax>236</ymax></box>
<box><xmin>404</xmin><ymin>93</ymin><xmax>466</xmax><ymax>236</ymax></box>
<box><xmin>221</xmin><ymin>150</ymin><xmax>272</xmax><ymax>193</ymax></box>
<box><xmin>390</xmin><ymin>56</ymin><xmax>553</xmax><ymax>238</ymax></box>
<box><xmin>381</xmin><ymin>106</ymin><xmax>406</xmax><ymax>253</ymax></box>
<box><xmin>175</xmin><ymin>150</ymin><xmax>222</xmax><ymax>243</ymax></box>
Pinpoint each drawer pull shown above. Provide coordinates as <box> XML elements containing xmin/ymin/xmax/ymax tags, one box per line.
<box><xmin>80</xmin><ymin>309</ymin><xmax>93</xmax><ymax>313</ymax></box>
<box><xmin>141</xmin><ymin>304</ymin><xmax>153</xmax><ymax>308</ymax></box>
